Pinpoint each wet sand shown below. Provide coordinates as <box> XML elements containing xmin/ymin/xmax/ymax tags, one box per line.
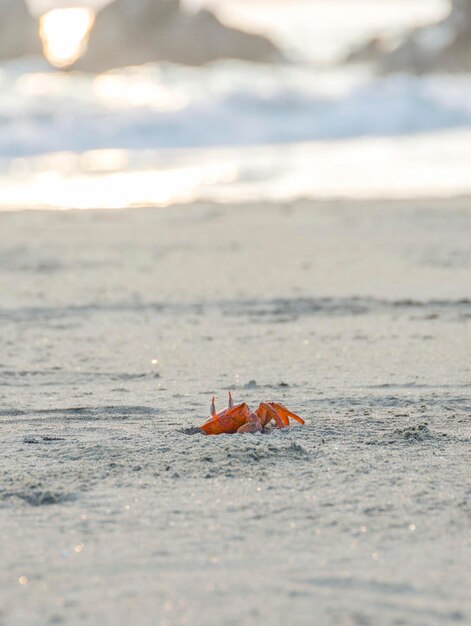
<box><xmin>0</xmin><ymin>198</ymin><xmax>470</xmax><ymax>625</ymax></box>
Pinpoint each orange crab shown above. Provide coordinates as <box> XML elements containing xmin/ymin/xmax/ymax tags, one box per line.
<box><xmin>200</xmin><ymin>392</ymin><xmax>305</xmax><ymax>435</ymax></box>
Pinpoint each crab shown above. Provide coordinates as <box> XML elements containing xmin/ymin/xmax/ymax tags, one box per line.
<box><xmin>200</xmin><ymin>392</ymin><xmax>305</xmax><ymax>435</ymax></box>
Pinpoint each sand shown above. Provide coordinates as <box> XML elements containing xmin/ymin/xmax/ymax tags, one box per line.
<box><xmin>0</xmin><ymin>198</ymin><xmax>470</xmax><ymax>626</ymax></box>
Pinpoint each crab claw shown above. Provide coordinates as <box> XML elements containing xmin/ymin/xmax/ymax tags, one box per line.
<box><xmin>237</xmin><ymin>412</ymin><xmax>263</xmax><ymax>434</ymax></box>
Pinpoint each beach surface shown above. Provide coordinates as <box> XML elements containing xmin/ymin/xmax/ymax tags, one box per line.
<box><xmin>1</xmin><ymin>198</ymin><xmax>470</xmax><ymax>626</ymax></box>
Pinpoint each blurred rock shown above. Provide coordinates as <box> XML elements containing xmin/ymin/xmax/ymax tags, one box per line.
<box><xmin>346</xmin><ymin>36</ymin><xmax>386</xmax><ymax>65</ymax></box>
<box><xmin>74</xmin><ymin>0</ymin><xmax>282</xmax><ymax>71</ymax></box>
<box><xmin>0</xmin><ymin>0</ymin><xmax>41</xmax><ymax>60</ymax></box>
<box><xmin>346</xmin><ymin>0</ymin><xmax>471</xmax><ymax>73</ymax></box>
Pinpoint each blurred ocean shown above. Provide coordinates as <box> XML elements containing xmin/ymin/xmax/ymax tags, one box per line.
<box><xmin>2</xmin><ymin>0</ymin><xmax>471</xmax><ymax>209</ymax></box>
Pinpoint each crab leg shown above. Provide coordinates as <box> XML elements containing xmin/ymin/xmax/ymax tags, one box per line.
<box><xmin>271</xmin><ymin>402</ymin><xmax>305</xmax><ymax>425</ymax></box>
<box><xmin>268</xmin><ymin>402</ymin><xmax>289</xmax><ymax>426</ymax></box>
<box><xmin>258</xmin><ymin>402</ymin><xmax>286</xmax><ymax>429</ymax></box>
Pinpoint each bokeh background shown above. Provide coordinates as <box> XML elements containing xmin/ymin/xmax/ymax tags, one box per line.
<box><xmin>1</xmin><ymin>0</ymin><xmax>471</xmax><ymax>209</ymax></box>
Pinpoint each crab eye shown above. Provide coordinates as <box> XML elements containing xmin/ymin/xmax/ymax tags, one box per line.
<box><xmin>228</xmin><ymin>391</ymin><xmax>234</xmax><ymax>409</ymax></box>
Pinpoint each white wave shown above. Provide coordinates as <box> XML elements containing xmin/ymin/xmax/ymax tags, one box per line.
<box><xmin>1</xmin><ymin>59</ymin><xmax>471</xmax><ymax>208</ymax></box>
<box><xmin>1</xmin><ymin>62</ymin><xmax>471</xmax><ymax>158</ymax></box>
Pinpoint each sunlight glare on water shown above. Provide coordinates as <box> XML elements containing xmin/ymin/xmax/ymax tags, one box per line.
<box><xmin>0</xmin><ymin>155</ymin><xmax>239</xmax><ymax>210</ymax></box>
<box><xmin>92</xmin><ymin>72</ymin><xmax>189</xmax><ymax>110</ymax></box>
<box><xmin>39</xmin><ymin>8</ymin><xmax>95</xmax><ymax>68</ymax></box>
<box><xmin>2</xmin><ymin>130</ymin><xmax>471</xmax><ymax>211</ymax></box>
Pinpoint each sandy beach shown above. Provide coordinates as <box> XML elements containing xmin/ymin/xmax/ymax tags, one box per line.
<box><xmin>1</xmin><ymin>198</ymin><xmax>470</xmax><ymax>625</ymax></box>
